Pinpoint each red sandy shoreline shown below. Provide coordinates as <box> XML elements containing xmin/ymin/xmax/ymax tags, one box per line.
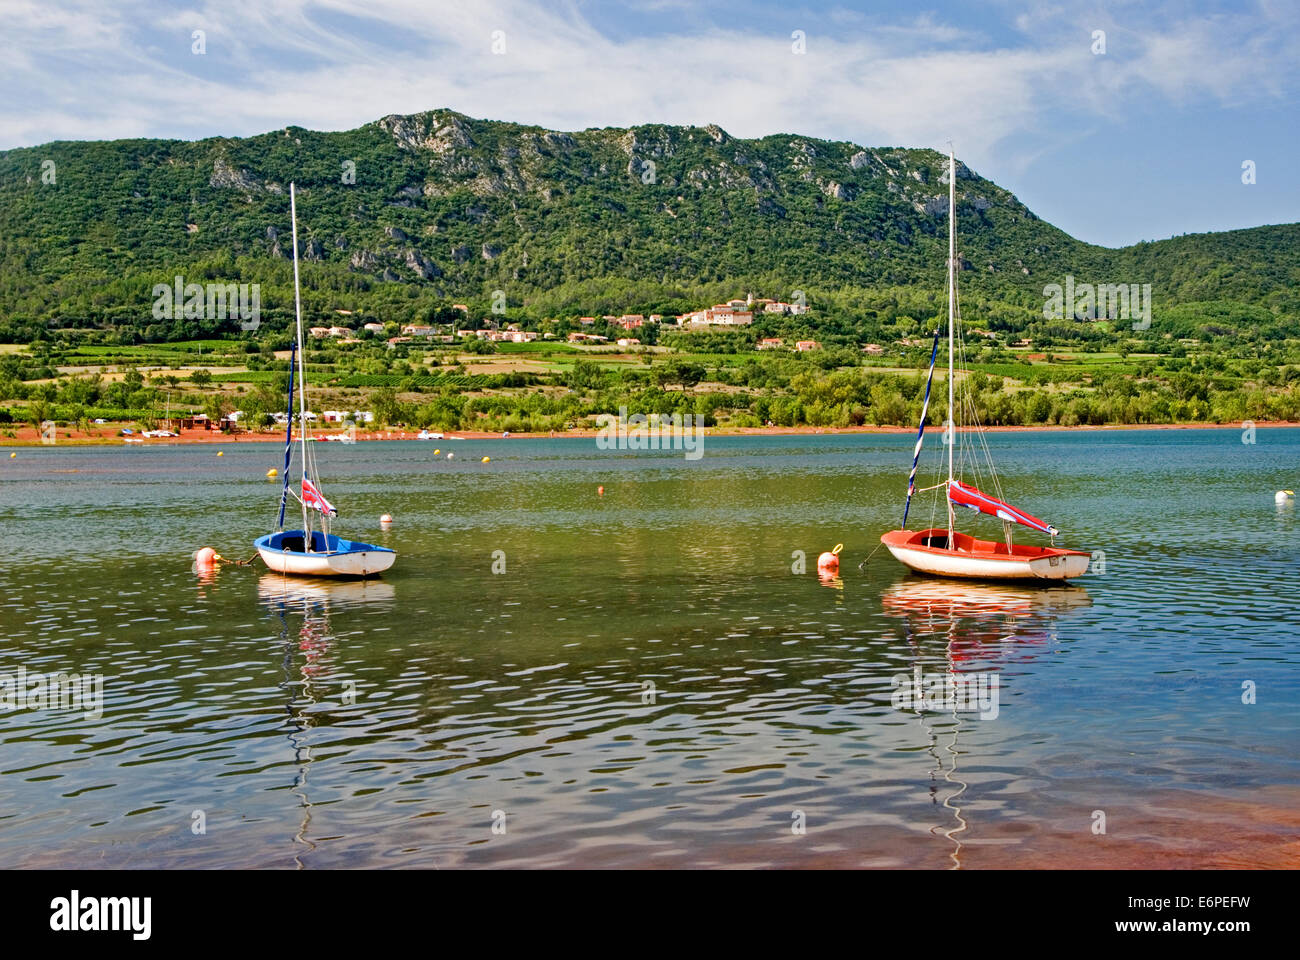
<box><xmin>2</xmin><ymin>420</ymin><xmax>1296</xmax><ymax>447</ymax></box>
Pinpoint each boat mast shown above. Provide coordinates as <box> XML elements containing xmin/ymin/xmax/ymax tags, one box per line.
<box><xmin>290</xmin><ymin>182</ymin><xmax>312</xmax><ymax>550</ymax></box>
<box><xmin>946</xmin><ymin>145</ymin><xmax>956</xmax><ymax>546</ymax></box>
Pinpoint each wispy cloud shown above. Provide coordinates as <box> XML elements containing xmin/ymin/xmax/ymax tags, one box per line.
<box><xmin>2</xmin><ymin>0</ymin><xmax>1297</xmax><ymax>242</ymax></box>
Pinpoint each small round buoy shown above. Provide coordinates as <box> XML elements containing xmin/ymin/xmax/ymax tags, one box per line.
<box><xmin>266</xmin><ymin>468</ymin><xmax>278</xmax><ymax>478</ymax></box>
<box><xmin>433</xmin><ymin>449</ymin><xmax>440</xmax><ymax>455</ymax></box>
<box><xmin>194</xmin><ymin>546</ymin><xmax>220</xmax><ymax>567</ymax></box>
<box><xmin>597</xmin><ymin>485</ymin><xmax>604</xmax><ymax>496</ymax></box>
<box><xmin>380</xmin><ymin>513</ymin><xmax>393</xmax><ymax>526</ymax></box>
<box><xmin>817</xmin><ymin>543</ymin><xmax>844</xmax><ymax>571</ymax></box>
<box><xmin>217</xmin><ymin>451</ymin><xmax>224</xmax><ymax>457</ymax></box>
<box><xmin>1277</xmin><ymin>490</ymin><xmax>1295</xmax><ymax>504</ymax></box>
<box><xmin>447</xmin><ymin>452</ymin><xmax>454</xmax><ymax>459</ymax></box>
<box><xmin>8</xmin><ymin>452</ymin><xmax>14</xmax><ymax>458</ymax></box>
<box><xmin>481</xmin><ymin>456</ymin><xmax>490</xmax><ymax>463</ymax></box>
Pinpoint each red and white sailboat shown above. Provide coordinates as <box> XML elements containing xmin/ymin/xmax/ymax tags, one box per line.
<box><xmin>880</xmin><ymin>147</ymin><xmax>1090</xmax><ymax>582</ymax></box>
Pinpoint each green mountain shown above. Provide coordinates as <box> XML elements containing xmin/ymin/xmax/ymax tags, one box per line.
<box><xmin>0</xmin><ymin>108</ymin><xmax>1296</xmax><ymax>342</ymax></box>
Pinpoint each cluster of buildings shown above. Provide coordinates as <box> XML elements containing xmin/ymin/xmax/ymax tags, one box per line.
<box><xmin>309</xmin><ymin>324</ymin><xmax>372</xmax><ymax>340</ymax></box>
<box><xmin>566</xmin><ymin>332</ymin><xmax>642</xmax><ymax>346</ymax></box>
<box><xmin>571</xmin><ymin>296</ymin><xmax>812</xmax><ymax>332</ymax></box>
<box><xmin>679</xmin><ymin>304</ymin><xmax>753</xmax><ymax>327</ymax></box>
<box><xmin>267</xmin><ymin>410</ymin><xmax>375</xmax><ymax>425</ymax></box>
<box><xmin>758</xmin><ymin>338</ymin><xmax>821</xmax><ymax>351</ymax></box>
<box><xmin>300</xmin><ymin>293</ymin><xmax>815</xmax><ymax>349</ymax></box>
<box><xmin>454</xmin><ymin>327</ymin><xmax>540</xmax><ymax>343</ymax></box>
<box><xmin>575</xmin><ymin>314</ymin><xmax>663</xmax><ymax>330</ymax></box>
<box><xmin>675</xmin><ymin>295</ymin><xmax>810</xmax><ymax>328</ymax></box>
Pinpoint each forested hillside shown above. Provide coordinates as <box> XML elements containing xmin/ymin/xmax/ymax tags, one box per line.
<box><xmin>1</xmin><ymin>108</ymin><xmax>1294</xmax><ymax>345</ymax></box>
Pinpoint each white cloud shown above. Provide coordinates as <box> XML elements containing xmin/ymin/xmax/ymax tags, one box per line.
<box><xmin>0</xmin><ymin>0</ymin><xmax>1296</xmax><ymax>187</ymax></box>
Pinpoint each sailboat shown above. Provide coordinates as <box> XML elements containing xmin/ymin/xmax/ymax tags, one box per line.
<box><xmin>254</xmin><ymin>183</ymin><xmax>397</xmax><ymax>578</ymax></box>
<box><xmin>880</xmin><ymin>148</ymin><xmax>1090</xmax><ymax>582</ymax></box>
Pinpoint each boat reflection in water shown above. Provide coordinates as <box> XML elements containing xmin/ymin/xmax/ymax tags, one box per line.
<box><xmin>881</xmin><ymin>577</ymin><xmax>1091</xmax><ymax>662</ymax></box>
<box><xmin>257</xmin><ymin>574</ymin><xmax>395</xmax><ymax>867</ymax></box>
<box><xmin>257</xmin><ymin>573</ymin><xmax>396</xmax><ymax>613</ymax></box>
<box><xmin>879</xmin><ymin>577</ymin><xmax>1091</xmax><ymax>869</ymax></box>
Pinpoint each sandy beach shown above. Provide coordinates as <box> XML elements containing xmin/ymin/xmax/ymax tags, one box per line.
<box><xmin>3</xmin><ymin>419</ymin><xmax>1296</xmax><ymax>447</ymax></box>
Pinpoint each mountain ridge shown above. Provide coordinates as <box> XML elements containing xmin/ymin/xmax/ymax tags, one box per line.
<box><xmin>0</xmin><ymin>108</ymin><xmax>1295</xmax><ymax>341</ymax></box>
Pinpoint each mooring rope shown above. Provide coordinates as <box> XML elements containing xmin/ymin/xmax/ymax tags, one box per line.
<box><xmin>216</xmin><ymin>553</ymin><xmax>259</xmax><ymax>567</ymax></box>
<box><xmin>858</xmin><ymin>540</ymin><xmax>886</xmax><ymax>571</ymax></box>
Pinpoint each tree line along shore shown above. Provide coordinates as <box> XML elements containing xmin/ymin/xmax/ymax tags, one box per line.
<box><xmin>2</xmin><ymin>320</ymin><xmax>1298</xmax><ymax>441</ymax></box>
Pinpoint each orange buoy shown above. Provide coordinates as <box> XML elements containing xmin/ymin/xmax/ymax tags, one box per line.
<box><xmin>817</xmin><ymin>543</ymin><xmax>843</xmax><ymax>571</ymax></box>
<box><xmin>380</xmin><ymin>514</ymin><xmax>393</xmax><ymax>525</ymax></box>
<box><xmin>597</xmin><ymin>485</ymin><xmax>604</xmax><ymax>496</ymax></box>
<box><xmin>194</xmin><ymin>547</ymin><xmax>220</xmax><ymax>568</ymax></box>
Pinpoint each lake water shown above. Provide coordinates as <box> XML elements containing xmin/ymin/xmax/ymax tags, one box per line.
<box><xmin>1</xmin><ymin>429</ymin><xmax>1297</xmax><ymax>869</ymax></box>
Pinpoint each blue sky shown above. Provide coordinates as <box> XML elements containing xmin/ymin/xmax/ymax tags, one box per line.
<box><xmin>2</xmin><ymin>0</ymin><xmax>1296</xmax><ymax>247</ymax></box>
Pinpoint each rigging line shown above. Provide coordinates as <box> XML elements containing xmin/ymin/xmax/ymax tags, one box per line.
<box><xmin>926</xmin><ymin>389</ymin><xmax>942</xmax><ymax>534</ymax></box>
<box><xmin>277</xmin><ymin>344</ymin><xmax>297</xmax><ymax>530</ymax></box>
<box><xmin>952</xmin><ymin>287</ymin><xmax>1006</xmax><ymax>505</ymax></box>
<box><xmin>959</xmin><ymin>338</ymin><xmax>1000</xmax><ymax>499</ymax></box>
<box><xmin>962</xmin><ymin>339</ymin><xmax>1006</xmax><ymax>504</ymax></box>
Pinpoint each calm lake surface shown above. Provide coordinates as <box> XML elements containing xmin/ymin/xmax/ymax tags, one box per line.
<box><xmin>1</xmin><ymin>429</ymin><xmax>1297</xmax><ymax>869</ymax></box>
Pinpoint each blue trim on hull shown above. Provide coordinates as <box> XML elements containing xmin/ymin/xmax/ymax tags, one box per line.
<box><xmin>255</xmin><ymin>530</ymin><xmax>395</xmax><ymax>557</ymax></box>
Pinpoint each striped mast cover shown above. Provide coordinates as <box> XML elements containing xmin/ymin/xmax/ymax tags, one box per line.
<box><xmin>901</xmin><ymin>323</ymin><xmax>943</xmax><ymax>528</ymax></box>
<box><xmin>276</xmin><ymin>338</ymin><xmax>297</xmax><ymax>530</ymax></box>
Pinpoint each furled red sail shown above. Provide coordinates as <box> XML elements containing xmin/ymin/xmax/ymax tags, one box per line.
<box><xmin>302</xmin><ymin>477</ymin><xmax>337</xmax><ymax>516</ymax></box>
<box><xmin>948</xmin><ymin>479</ymin><xmax>1058</xmax><ymax>536</ymax></box>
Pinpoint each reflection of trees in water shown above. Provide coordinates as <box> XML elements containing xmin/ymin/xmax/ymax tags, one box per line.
<box><xmin>881</xmin><ymin>578</ymin><xmax>1091</xmax><ymax>869</ymax></box>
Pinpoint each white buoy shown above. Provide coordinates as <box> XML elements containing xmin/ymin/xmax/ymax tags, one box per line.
<box><xmin>380</xmin><ymin>513</ymin><xmax>393</xmax><ymax>525</ymax></box>
<box><xmin>447</xmin><ymin>452</ymin><xmax>454</xmax><ymax>459</ymax></box>
<box><xmin>1276</xmin><ymin>490</ymin><xmax>1294</xmax><ymax>504</ymax></box>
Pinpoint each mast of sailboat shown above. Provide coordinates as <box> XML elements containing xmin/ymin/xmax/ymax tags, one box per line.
<box><xmin>946</xmin><ymin>145</ymin><xmax>956</xmax><ymax>546</ymax></box>
<box><xmin>290</xmin><ymin>182</ymin><xmax>312</xmax><ymax>551</ymax></box>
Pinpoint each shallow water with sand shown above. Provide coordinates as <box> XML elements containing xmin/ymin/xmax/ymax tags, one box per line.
<box><xmin>0</xmin><ymin>429</ymin><xmax>1296</xmax><ymax>868</ymax></box>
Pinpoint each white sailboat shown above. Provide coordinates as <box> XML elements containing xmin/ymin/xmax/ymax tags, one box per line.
<box><xmin>255</xmin><ymin>183</ymin><xmax>396</xmax><ymax>578</ymax></box>
<box><xmin>880</xmin><ymin>147</ymin><xmax>1090</xmax><ymax>582</ymax></box>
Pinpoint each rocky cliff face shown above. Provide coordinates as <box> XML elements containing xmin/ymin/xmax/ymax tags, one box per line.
<box><xmin>254</xmin><ymin>108</ymin><xmax>1050</xmax><ymax>295</ymax></box>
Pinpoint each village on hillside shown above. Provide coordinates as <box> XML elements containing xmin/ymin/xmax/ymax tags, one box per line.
<box><xmin>305</xmin><ymin>294</ymin><xmax>827</xmax><ymax>352</ymax></box>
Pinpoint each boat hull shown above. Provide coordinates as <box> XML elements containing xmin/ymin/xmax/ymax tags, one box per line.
<box><xmin>880</xmin><ymin>528</ymin><xmax>1090</xmax><ymax>581</ymax></box>
<box><xmin>255</xmin><ymin>531</ymin><xmax>396</xmax><ymax>578</ymax></box>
